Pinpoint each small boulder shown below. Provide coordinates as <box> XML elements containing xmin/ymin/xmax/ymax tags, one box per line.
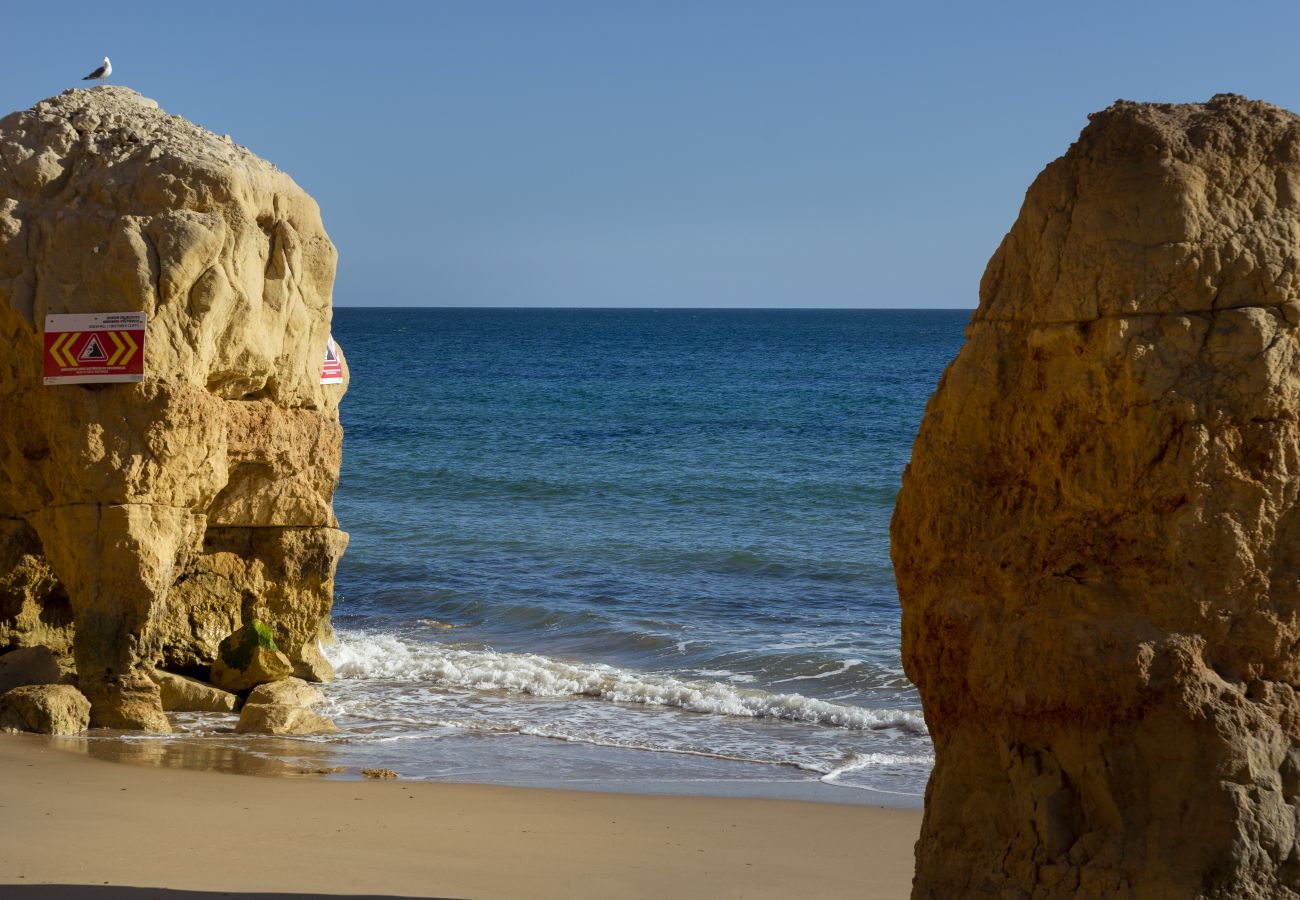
<box><xmin>0</xmin><ymin>684</ymin><xmax>91</xmax><ymax>734</ymax></box>
<box><xmin>293</xmin><ymin>640</ymin><xmax>335</xmax><ymax>683</ymax></box>
<box><xmin>236</xmin><ymin>675</ymin><xmax>334</xmax><ymax>735</ymax></box>
<box><xmin>246</xmin><ymin>676</ymin><xmax>324</xmax><ymax>708</ymax></box>
<box><xmin>236</xmin><ymin>704</ymin><xmax>336</xmax><ymax>735</ymax></box>
<box><xmin>209</xmin><ymin>620</ymin><xmax>293</xmax><ymax>693</ymax></box>
<box><xmin>150</xmin><ymin>670</ymin><xmax>238</xmax><ymax>713</ymax></box>
<box><xmin>0</xmin><ymin>646</ymin><xmax>63</xmax><ymax>695</ymax></box>
<box><xmin>90</xmin><ymin>675</ymin><xmax>171</xmax><ymax>732</ymax></box>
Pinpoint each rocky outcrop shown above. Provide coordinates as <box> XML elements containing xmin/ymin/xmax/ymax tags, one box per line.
<box><xmin>236</xmin><ymin>676</ymin><xmax>335</xmax><ymax>735</ymax></box>
<box><xmin>0</xmin><ymin>684</ymin><xmax>90</xmax><ymax>734</ymax></box>
<box><xmin>157</xmin><ymin>527</ymin><xmax>345</xmax><ymax>678</ymax></box>
<box><xmin>0</xmin><ymin>645</ymin><xmax>61</xmax><ymax>694</ymax></box>
<box><xmin>208</xmin><ymin>620</ymin><xmax>293</xmax><ymax>693</ymax></box>
<box><xmin>244</xmin><ymin>676</ymin><xmax>326</xmax><ymax>708</ymax></box>
<box><xmin>294</xmin><ymin>638</ymin><xmax>335</xmax><ymax>683</ymax></box>
<box><xmin>893</xmin><ymin>94</ymin><xmax>1300</xmax><ymax>898</ymax></box>
<box><xmin>149</xmin><ymin>669</ymin><xmax>237</xmax><ymax>713</ymax></box>
<box><xmin>0</xmin><ymin>87</ymin><xmax>348</xmax><ymax>730</ymax></box>
<box><xmin>0</xmin><ymin>520</ymin><xmax>73</xmax><ymax>655</ymax></box>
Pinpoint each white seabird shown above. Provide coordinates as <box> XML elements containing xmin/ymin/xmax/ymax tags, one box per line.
<box><xmin>82</xmin><ymin>57</ymin><xmax>112</xmax><ymax>81</ymax></box>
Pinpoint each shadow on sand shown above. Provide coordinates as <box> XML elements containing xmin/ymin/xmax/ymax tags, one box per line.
<box><xmin>0</xmin><ymin>889</ymin><xmax>461</xmax><ymax>900</ymax></box>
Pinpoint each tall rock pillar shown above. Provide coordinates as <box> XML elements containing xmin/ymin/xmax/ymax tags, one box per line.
<box><xmin>0</xmin><ymin>87</ymin><xmax>348</xmax><ymax>729</ymax></box>
<box><xmin>893</xmin><ymin>94</ymin><xmax>1300</xmax><ymax>897</ymax></box>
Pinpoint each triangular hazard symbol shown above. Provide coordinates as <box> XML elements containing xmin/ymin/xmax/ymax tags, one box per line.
<box><xmin>78</xmin><ymin>333</ymin><xmax>108</xmax><ymax>362</ymax></box>
<box><xmin>324</xmin><ymin>339</ymin><xmax>337</xmax><ymax>362</ymax></box>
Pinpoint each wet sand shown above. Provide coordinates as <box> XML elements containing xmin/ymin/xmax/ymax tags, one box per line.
<box><xmin>0</xmin><ymin>733</ymin><xmax>920</xmax><ymax>899</ymax></box>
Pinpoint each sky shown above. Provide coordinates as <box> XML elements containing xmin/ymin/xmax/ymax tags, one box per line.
<box><xmin>2</xmin><ymin>1</ymin><xmax>1299</xmax><ymax>309</ymax></box>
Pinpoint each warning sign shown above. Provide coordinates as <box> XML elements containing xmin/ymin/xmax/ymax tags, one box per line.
<box><xmin>80</xmin><ymin>334</ymin><xmax>109</xmax><ymax>362</ymax></box>
<box><xmin>44</xmin><ymin>312</ymin><xmax>146</xmax><ymax>385</ymax></box>
<box><xmin>320</xmin><ymin>334</ymin><xmax>343</xmax><ymax>385</ymax></box>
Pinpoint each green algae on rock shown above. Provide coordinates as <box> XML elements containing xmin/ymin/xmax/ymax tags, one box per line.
<box><xmin>209</xmin><ymin>620</ymin><xmax>294</xmax><ymax>693</ymax></box>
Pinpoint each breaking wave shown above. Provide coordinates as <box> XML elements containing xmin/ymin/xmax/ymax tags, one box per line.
<box><xmin>325</xmin><ymin>630</ymin><xmax>927</xmax><ymax>734</ymax></box>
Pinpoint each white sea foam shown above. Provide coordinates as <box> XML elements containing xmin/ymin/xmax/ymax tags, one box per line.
<box><xmin>816</xmin><ymin>751</ymin><xmax>934</xmax><ymax>784</ymax></box>
<box><xmin>690</xmin><ymin>668</ymin><xmax>757</xmax><ymax>684</ymax></box>
<box><xmin>771</xmin><ymin>659</ymin><xmax>865</xmax><ymax>684</ymax></box>
<box><xmin>306</xmin><ymin>698</ymin><xmax>931</xmax><ymax>791</ymax></box>
<box><xmin>325</xmin><ymin>630</ymin><xmax>928</xmax><ymax>734</ymax></box>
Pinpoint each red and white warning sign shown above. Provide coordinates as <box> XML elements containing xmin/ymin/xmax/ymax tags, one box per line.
<box><xmin>320</xmin><ymin>334</ymin><xmax>343</xmax><ymax>385</ymax></box>
<box><xmin>43</xmin><ymin>312</ymin><xmax>146</xmax><ymax>385</ymax></box>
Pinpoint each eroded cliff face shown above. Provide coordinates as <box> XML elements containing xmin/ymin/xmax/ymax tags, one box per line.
<box><xmin>893</xmin><ymin>94</ymin><xmax>1300</xmax><ymax>898</ymax></box>
<box><xmin>0</xmin><ymin>87</ymin><xmax>347</xmax><ymax>730</ymax></box>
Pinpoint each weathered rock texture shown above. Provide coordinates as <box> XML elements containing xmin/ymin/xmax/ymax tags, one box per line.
<box><xmin>0</xmin><ymin>644</ymin><xmax>61</xmax><ymax>694</ymax></box>
<box><xmin>0</xmin><ymin>683</ymin><xmax>90</xmax><ymax>734</ymax></box>
<box><xmin>149</xmin><ymin>669</ymin><xmax>237</xmax><ymax>713</ymax></box>
<box><xmin>236</xmin><ymin>676</ymin><xmax>335</xmax><ymax>735</ymax></box>
<box><xmin>0</xmin><ymin>87</ymin><xmax>348</xmax><ymax>730</ymax></box>
<box><xmin>893</xmin><ymin>94</ymin><xmax>1300</xmax><ymax>898</ymax></box>
<box><xmin>208</xmin><ymin>619</ymin><xmax>293</xmax><ymax>693</ymax></box>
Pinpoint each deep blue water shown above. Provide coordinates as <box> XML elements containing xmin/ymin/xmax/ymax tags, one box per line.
<box><xmin>315</xmin><ymin>308</ymin><xmax>966</xmax><ymax>799</ymax></box>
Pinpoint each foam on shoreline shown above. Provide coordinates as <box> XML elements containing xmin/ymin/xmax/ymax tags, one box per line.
<box><xmin>326</xmin><ymin>629</ymin><xmax>927</xmax><ymax>733</ymax></box>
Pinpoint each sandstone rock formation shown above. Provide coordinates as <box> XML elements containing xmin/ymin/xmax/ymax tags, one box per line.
<box><xmin>0</xmin><ymin>521</ymin><xmax>72</xmax><ymax>654</ymax></box>
<box><xmin>150</xmin><ymin>669</ymin><xmax>237</xmax><ymax>713</ymax></box>
<box><xmin>0</xmin><ymin>644</ymin><xmax>61</xmax><ymax>694</ymax></box>
<box><xmin>893</xmin><ymin>94</ymin><xmax>1300</xmax><ymax>898</ymax></box>
<box><xmin>209</xmin><ymin>619</ymin><xmax>294</xmax><ymax>693</ymax></box>
<box><xmin>245</xmin><ymin>676</ymin><xmax>326</xmax><ymax>708</ymax></box>
<box><xmin>236</xmin><ymin>676</ymin><xmax>335</xmax><ymax>735</ymax></box>
<box><xmin>0</xmin><ymin>87</ymin><xmax>348</xmax><ymax>730</ymax></box>
<box><xmin>0</xmin><ymin>684</ymin><xmax>90</xmax><ymax>734</ymax></box>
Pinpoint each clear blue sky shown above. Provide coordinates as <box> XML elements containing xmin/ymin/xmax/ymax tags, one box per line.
<box><xmin>2</xmin><ymin>2</ymin><xmax>1298</xmax><ymax>308</ymax></box>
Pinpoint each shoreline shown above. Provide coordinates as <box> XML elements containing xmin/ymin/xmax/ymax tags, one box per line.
<box><xmin>0</xmin><ymin>732</ymin><xmax>920</xmax><ymax>898</ymax></box>
<box><xmin>316</xmin><ymin>627</ymin><xmax>934</xmax><ymax>804</ymax></box>
<box><xmin>48</xmin><ymin>723</ymin><xmax>923</xmax><ymax>810</ymax></box>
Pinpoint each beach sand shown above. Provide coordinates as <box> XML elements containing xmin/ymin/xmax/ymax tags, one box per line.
<box><xmin>0</xmin><ymin>733</ymin><xmax>920</xmax><ymax>899</ymax></box>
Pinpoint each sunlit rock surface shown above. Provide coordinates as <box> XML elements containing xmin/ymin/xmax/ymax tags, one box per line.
<box><xmin>0</xmin><ymin>86</ymin><xmax>348</xmax><ymax>729</ymax></box>
<box><xmin>894</xmin><ymin>94</ymin><xmax>1300</xmax><ymax>898</ymax></box>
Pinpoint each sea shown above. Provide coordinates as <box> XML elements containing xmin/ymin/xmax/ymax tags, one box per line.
<box><xmin>83</xmin><ymin>308</ymin><xmax>970</xmax><ymax>805</ymax></box>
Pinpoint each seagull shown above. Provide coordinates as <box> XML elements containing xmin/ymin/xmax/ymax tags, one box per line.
<box><xmin>82</xmin><ymin>56</ymin><xmax>112</xmax><ymax>82</ymax></box>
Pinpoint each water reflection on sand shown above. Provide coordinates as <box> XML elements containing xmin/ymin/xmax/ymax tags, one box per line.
<box><xmin>49</xmin><ymin>717</ymin><xmax>351</xmax><ymax>779</ymax></box>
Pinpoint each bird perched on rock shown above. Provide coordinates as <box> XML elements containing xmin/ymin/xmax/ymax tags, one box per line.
<box><xmin>82</xmin><ymin>57</ymin><xmax>112</xmax><ymax>82</ymax></box>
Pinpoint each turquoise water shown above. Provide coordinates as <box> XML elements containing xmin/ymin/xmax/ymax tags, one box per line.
<box><xmin>312</xmin><ymin>308</ymin><xmax>966</xmax><ymax>800</ymax></box>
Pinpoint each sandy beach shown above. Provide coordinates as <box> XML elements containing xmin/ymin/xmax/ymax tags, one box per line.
<box><xmin>0</xmin><ymin>734</ymin><xmax>919</xmax><ymax>899</ymax></box>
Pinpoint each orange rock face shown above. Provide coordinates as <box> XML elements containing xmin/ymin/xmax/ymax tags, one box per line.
<box><xmin>893</xmin><ymin>95</ymin><xmax>1300</xmax><ymax>898</ymax></box>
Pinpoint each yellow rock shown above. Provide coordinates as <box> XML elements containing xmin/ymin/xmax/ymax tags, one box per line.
<box><xmin>0</xmin><ymin>520</ymin><xmax>72</xmax><ymax>655</ymax></box>
<box><xmin>236</xmin><ymin>703</ymin><xmax>336</xmax><ymax>736</ymax></box>
<box><xmin>0</xmin><ymin>645</ymin><xmax>62</xmax><ymax>694</ymax></box>
<box><xmin>894</xmin><ymin>95</ymin><xmax>1300</xmax><ymax>898</ymax></box>
<box><xmin>208</xmin><ymin>621</ymin><xmax>295</xmax><ymax>694</ymax></box>
<box><xmin>0</xmin><ymin>683</ymin><xmax>91</xmax><ymax>734</ymax></box>
<box><xmin>235</xmin><ymin>676</ymin><xmax>333</xmax><ymax>735</ymax></box>
<box><xmin>149</xmin><ymin>669</ymin><xmax>237</xmax><ymax>713</ymax></box>
<box><xmin>245</xmin><ymin>676</ymin><xmax>324</xmax><ymax>708</ymax></box>
<box><xmin>0</xmin><ymin>87</ymin><xmax>348</xmax><ymax>729</ymax></box>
